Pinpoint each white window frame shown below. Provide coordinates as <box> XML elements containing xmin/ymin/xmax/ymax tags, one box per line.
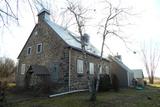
<box><xmin>99</xmin><ymin>65</ymin><xmax>102</xmax><ymax>74</ymax></box>
<box><xmin>21</xmin><ymin>64</ymin><xmax>26</xmax><ymax>75</ymax></box>
<box><xmin>27</xmin><ymin>46</ymin><xmax>32</xmax><ymax>55</ymax></box>
<box><xmin>106</xmin><ymin>66</ymin><xmax>109</xmax><ymax>74</ymax></box>
<box><xmin>36</xmin><ymin>43</ymin><xmax>42</xmax><ymax>53</ymax></box>
<box><xmin>77</xmin><ymin>59</ymin><xmax>83</xmax><ymax>74</ymax></box>
<box><xmin>89</xmin><ymin>62</ymin><xmax>94</xmax><ymax>74</ymax></box>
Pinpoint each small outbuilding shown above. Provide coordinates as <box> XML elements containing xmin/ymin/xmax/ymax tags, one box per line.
<box><xmin>132</xmin><ymin>69</ymin><xmax>144</xmax><ymax>86</ymax></box>
<box><xmin>25</xmin><ymin>65</ymin><xmax>50</xmax><ymax>89</ymax></box>
<box><xmin>132</xmin><ymin>69</ymin><xmax>144</xmax><ymax>79</ymax></box>
<box><xmin>109</xmin><ymin>55</ymin><xmax>134</xmax><ymax>88</ymax></box>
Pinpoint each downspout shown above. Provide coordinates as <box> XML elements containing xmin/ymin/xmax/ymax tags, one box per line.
<box><xmin>68</xmin><ymin>48</ymin><xmax>71</xmax><ymax>91</ymax></box>
<box><xmin>108</xmin><ymin>61</ymin><xmax>112</xmax><ymax>84</ymax></box>
<box><xmin>16</xmin><ymin>59</ymin><xmax>20</xmax><ymax>85</ymax></box>
<box><xmin>127</xmin><ymin>71</ymin><xmax>130</xmax><ymax>87</ymax></box>
<box><xmin>49</xmin><ymin>47</ymin><xmax>89</xmax><ymax>98</ymax></box>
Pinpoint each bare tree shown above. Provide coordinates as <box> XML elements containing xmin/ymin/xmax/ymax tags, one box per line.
<box><xmin>0</xmin><ymin>57</ymin><xmax>16</xmax><ymax>82</ymax></box>
<box><xmin>141</xmin><ymin>42</ymin><xmax>160</xmax><ymax>84</ymax></box>
<box><xmin>96</xmin><ymin>0</ymin><xmax>131</xmax><ymax>91</ymax></box>
<box><xmin>64</xmin><ymin>0</ymin><xmax>89</xmax><ymax>78</ymax></box>
<box><xmin>98</xmin><ymin>0</ymin><xmax>130</xmax><ymax>60</ymax></box>
<box><xmin>0</xmin><ymin>0</ymin><xmax>19</xmax><ymax>28</ymax></box>
<box><xmin>0</xmin><ymin>0</ymin><xmax>44</xmax><ymax>28</ymax></box>
<box><xmin>62</xmin><ymin>0</ymin><xmax>98</xmax><ymax>101</ymax></box>
<box><xmin>62</xmin><ymin>0</ymin><xmax>131</xmax><ymax>101</ymax></box>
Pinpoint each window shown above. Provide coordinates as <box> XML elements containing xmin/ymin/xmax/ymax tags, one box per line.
<box><xmin>99</xmin><ymin>65</ymin><xmax>102</xmax><ymax>74</ymax></box>
<box><xmin>89</xmin><ymin>62</ymin><xmax>94</xmax><ymax>74</ymax></box>
<box><xmin>36</xmin><ymin>43</ymin><xmax>42</xmax><ymax>53</ymax></box>
<box><xmin>21</xmin><ymin>64</ymin><xmax>25</xmax><ymax>74</ymax></box>
<box><xmin>64</xmin><ymin>52</ymin><xmax>69</xmax><ymax>58</ymax></box>
<box><xmin>106</xmin><ymin>66</ymin><xmax>109</xmax><ymax>74</ymax></box>
<box><xmin>97</xmin><ymin>64</ymin><xmax>102</xmax><ymax>74</ymax></box>
<box><xmin>77</xmin><ymin>59</ymin><xmax>83</xmax><ymax>73</ymax></box>
<box><xmin>27</xmin><ymin>47</ymin><xmax>32</xmax><ymax>55</ymax></box>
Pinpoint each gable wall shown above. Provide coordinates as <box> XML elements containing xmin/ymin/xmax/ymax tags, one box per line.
<box><xmin>110</xmin><ymin>60</ymin><xmax>128</xmax><ymax>87</ymax></box>
<box><xmin>17</xmin><ymin>21</ymin><xmax>69</xmax><ymax>87</ymax></box>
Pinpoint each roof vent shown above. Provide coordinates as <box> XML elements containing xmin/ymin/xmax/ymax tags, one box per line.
<box><xmin>115</xmin><ymin>53</ymin><xmax>122</xmax><ymax>61</ymax></box>
<box><xmin>82</xmin><ymin>33</ymin><xmax>90</xmax><ymax>44</ymax></box>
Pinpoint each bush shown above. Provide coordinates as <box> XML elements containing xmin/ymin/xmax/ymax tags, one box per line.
<box><xmin>98</xmin><ymin>74</ymin><xmax>111</xmax><ymax>92</ymax></box>
<box><xmin>0</xmin><ymin>57</ymin><xmax>16</xmax><ymax>83</ymax></box>
<box><xmin>111</xmin><ymin>74</ymin><xmax>119</xmax><ymax>92</ymax></box>
<box><xmin>144</xmin><ymin>80</ymin><xmax>147</xmax><ymax>86</ymax></box>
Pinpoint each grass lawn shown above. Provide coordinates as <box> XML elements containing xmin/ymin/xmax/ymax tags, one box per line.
<box><xmin>4</xmin><ymin>85</ymin><xmax>160</xmax><ymax>107</ymax></box>
<box><xmin>149</xmin><ymin>84</ymin><xmax>160</xmax><ymax>88</ymax></box>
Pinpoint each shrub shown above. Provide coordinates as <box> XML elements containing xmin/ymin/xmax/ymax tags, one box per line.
<box><xmin>98</xmin><ymin>74</ymin><xmax>111</xmax><ymax>92</ymax></box>
<box><xmin>111</xmin><ymin>74</ymin><xmax>119</xmax><ymax>92</ymax></box>
<box><xmin>0</xmin><ymin>57</ymin><xmax>16</xmax><ymax>79</ymax></box>
<box><xmin>144</xmin><ymin>80</ymin><xmax>147</xmax><ymax>86</ymax></box>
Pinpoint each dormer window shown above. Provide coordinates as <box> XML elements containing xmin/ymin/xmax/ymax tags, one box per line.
<box><xmin>27</xmin><ymin>47</ymin><xmax>32</xmax><ymax>55</ymax></box>
<box><xmin>36</xmin><ymin>43</ymin><xmax>42</xmax><ymax>53</ymax></box>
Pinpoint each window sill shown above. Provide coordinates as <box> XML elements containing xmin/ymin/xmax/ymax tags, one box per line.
<box><xmin>77</xmin><ymin>73</ymin><xmax>84</xmax><ymax>77</ymax></box>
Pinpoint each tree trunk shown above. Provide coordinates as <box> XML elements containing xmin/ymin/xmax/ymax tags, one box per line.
<box><xmin>149</xmin><ymin>76</ymin><xmax>154</xmax><ymax>84</ymax></box>
<box><xmin>90</xmin><ymin>76</ymin><xmax>97</xmax><ymax>101</ymax></box>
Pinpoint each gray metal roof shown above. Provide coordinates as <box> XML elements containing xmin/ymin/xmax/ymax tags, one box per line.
<box><xmin>109</xmin><ymin>56</ymin><xmax>133</xmax><ymax>73</ymax></box>
<box><xmin>44</xmin><ymin>17</ymin><xmax>101</xmax><ymax>57</ymax></box>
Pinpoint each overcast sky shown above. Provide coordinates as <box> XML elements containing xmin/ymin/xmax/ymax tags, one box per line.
<box><xmin>0</xmin><ymin>0</ymin><xmax>160</xmax><ymax>77</ymax></box>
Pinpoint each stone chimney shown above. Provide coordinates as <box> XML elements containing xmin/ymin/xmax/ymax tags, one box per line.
<box><xmin>37</xmin><ymin>8</ymin><xmax>50</xmax><ymax>22</ymax></box>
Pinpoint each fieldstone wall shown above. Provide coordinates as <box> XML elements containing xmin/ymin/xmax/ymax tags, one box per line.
<box><xmin>69</xmin><ymin>49</ymin><xmax>110</xmax><ymax>90</ymax></box>
<box><xmin>109</xmin><ymin>59</ymin><xmax>128</xmax><ymax>87</ymax></box>
<box><xmin>17</xmin><ymin>20</ymin><xmax>69</xmax><ymax>89</ymax></box>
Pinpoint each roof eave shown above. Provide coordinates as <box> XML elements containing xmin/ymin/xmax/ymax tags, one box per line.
<box><xmin>17</xmin><ymin>24</ymin><xmax>38</xmax><ymax>59</ymax></box>
<box><xmin>67</xmin><ymin>45</ymin><xmax>109</xmax><ymax>62</ymax></box>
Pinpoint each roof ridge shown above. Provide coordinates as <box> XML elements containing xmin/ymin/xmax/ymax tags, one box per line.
<box><xmin>44</xmin><ymin>18</ymin><xmax>102</xmax><ymax>57</ymax></box>
<box><xmin>110</xmin><ymin>56</ymin><xmax>132</xmax><ymax>72</ymax></box>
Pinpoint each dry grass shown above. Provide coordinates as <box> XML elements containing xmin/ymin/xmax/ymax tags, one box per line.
<box><xmin>149</xmin><ymin>84</ymin><xmax>160</xmax><ymax>88</ymax></box>
<box><xmin>8</xmin><ymin>83</ymin><xmax>16</xmax><ymax>88</ymax></box>
<box><xmin>4</xmin><ymin>85</ymin><xmax>160</xmax><ymax>107</ymax></box>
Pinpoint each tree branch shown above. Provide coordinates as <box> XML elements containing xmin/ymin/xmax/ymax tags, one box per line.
<box><xmin>0</xmin><ymin>9</ymin><xmax>18</xmax><ymax>20</ymax></box>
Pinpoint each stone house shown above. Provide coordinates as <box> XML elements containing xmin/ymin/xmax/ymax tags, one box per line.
<box><xmin>109</xmin><ymin>55</ymin><xmax>134</xmax><ymax>88</ymax></box>
<box><xmin>16</xmin><ymin>9</ymin><xmax>110</xmax><ymax>93</ymax></box>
